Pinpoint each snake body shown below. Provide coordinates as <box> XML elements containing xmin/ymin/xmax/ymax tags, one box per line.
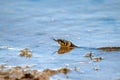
<box><xmin>53</xmin><ymin>38</ymin><xmax>120</xmax><ymax>52</ymax></box>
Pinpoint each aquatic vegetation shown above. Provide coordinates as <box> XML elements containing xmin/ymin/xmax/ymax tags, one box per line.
<box><xmin>43</xmin><ymin>67</ymin><xmax>70</xmax><ymax>75</ymax></box>
<box><xmin>19</xmin><ymin>48</ymin><xmax>32</xmax><ymax>58</ymax></box>
<box><xmin>0</xmin><ymin>65</ymin><xmax>71</xmax><ymax>80</ymax></box>
<box><xmin>43</xmin><ymin>69</ymin><xmax>58</xmax><ymax>76</ymax></box>
<box><xmin>26</xmin><ymin>53</ymin><xmax>32</xmax><ymax>58</ymax></box>
<box><xmin>53</xmin><ymin>38</ymin><xmax>78</xmax><ymax>47</ymax></box>
<box><xmin>20</xmin><ymin>48</ymin><xmax>31</xmax><ymax>54</ymax></box>
<box><xmin>84</xmin><ymin>51</ymin><xmax>93</xmax><ymax>59</ymax></box>
<box><xmin>93</xmin><ymin>57</ymin><xmax>103</xmax><ymax>62</ymax></box>
<box><xmin>58</xmin><ymin>68</ymin><xmax>71</xmax><ymax>75</ymax></box>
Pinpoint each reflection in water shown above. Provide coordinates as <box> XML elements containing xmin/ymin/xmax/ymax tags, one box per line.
<box><xmin>57</xmin><ymin>46</ymin><xmax>75</xmax><ymax>54</ymax></box>
<box><xmin>52</xmin><ymin>38</ymin><xmax>77</xmax><ymax>54</ymax></box>
<box><xmin>53</xmin><ymin>38</ymin><xmax>120</xmax><ymax>53</ymax></box>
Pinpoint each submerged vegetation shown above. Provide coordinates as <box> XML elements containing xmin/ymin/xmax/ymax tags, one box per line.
<box><xmin>19</xmin><ymin>48</ymin><xmax>32</xmax><ymax>58</ymax></box>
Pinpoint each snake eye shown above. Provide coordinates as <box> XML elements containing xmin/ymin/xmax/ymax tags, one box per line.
<box><xmin>57</xmin><ymin>39</ymin><xmax>66</xmax><ymax>46</ymax></box>
<box><xmin>53</xmin><ymin>38</ymin><xmax>78</xmax><ymax>47</ymax></box>
<box><xmin>58</xmin><ymin>40</ymin><xmax>63</xmax><ymax>43</ymax></box>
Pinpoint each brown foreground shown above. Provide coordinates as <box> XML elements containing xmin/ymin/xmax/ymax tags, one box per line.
<box><xmin>0</xmin><ymin>64</ymin><xmax>70</xmax><ymax>80</ymax></box>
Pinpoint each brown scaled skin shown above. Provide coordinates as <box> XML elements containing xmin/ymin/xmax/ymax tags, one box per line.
<box><xmin>53</xmin><ymin>38</ymin><xmax>78</xmax><ymax>47</ymax></box>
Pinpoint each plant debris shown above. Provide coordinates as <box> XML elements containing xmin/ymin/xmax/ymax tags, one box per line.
<box><xmin>84</xmin><ymin>51</ymin><xmax>93</xmax><ymax>59</ymax></box>
<box><xmin>0</xmin><ymin>64</ymin><xmax>71</xmax><ymax>80</ymax></box>
<box><xmin>93</xmin><ymin>57</ymin><xmax>103</xmax><ymax>62</ymax></box>
<box><xmin>19</xmin><ymin>48</ymin><xmax>32</xmax><ymax>58</ymax></box>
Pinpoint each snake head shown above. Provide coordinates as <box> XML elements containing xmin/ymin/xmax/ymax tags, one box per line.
<box><xmin>53</xmin><ymin>38</ymin><xmax>78</xmax><ymax>47</ymax></box>
<box><xmin>52</xmin><ymin>38</ymin><xmax>67</xmax><ymax>46</ymax></box>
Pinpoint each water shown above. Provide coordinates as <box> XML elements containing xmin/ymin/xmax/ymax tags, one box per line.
<box><xmin>0</xmin><ymin>0</ymin><xmax>120</xmax><ymax>80</ymax></box>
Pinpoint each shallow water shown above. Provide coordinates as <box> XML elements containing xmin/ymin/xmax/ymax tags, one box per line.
<box><xmin>0</xmin><ymin>0</ymin><xmax>120</xmax><ymax>80</ymax></box>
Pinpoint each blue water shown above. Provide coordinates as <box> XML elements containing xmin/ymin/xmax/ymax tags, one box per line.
<box><xmin>0</xmin><ymin>0</ymin><xmax>120</xmax><ymax>80</ymax></box>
